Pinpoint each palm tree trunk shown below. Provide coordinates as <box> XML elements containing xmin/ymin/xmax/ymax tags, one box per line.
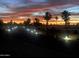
<box><xmin>46</xmin><ymin>20</ymin><xmax>48</xmax><ymax>27</ymax></box>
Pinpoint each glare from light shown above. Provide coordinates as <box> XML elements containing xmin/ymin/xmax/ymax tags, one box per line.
<box><xmin>26</xmin><ymin>28</ymin><xmax>30</xmax><ymax>32</ymax></box>
<box><xmin>35</xmin><ymin>32</ymin><xmax>38</xmax><ymax>34</ymax></box>
<box><xmin>25</xmin><ymin>28</ymin><xmax>42</xmax><ymax>36</ymax></box>
<box><xmin>14</xmin><ymin>26</ymin><xmax>18</xmax><ymax>29</ymax></box>
<box><xmin>12</xmin><ymin>27</ymin><xmax>15</xmax><ymax>30</ymax></box>
<box><xmin>9</xmin><ymin>26</ymin><xmax>18</xmax><ymax>31</ymax></box>
<box><xmin>63</xmin><ymin>36</ymin><xmax>72</xmax><ymax>43</ymax></box>
<box><xmin>35</xmin><ymin>32</ymin><xmax>38</xmax><ymax>35</ymax></box>
<box><xmin>33</xmin><ymin>29</ymin><xmax>36</xmax><ymax>32</ymax></box>
<box><xmin>5</xmin><ymin>26</ymin><xmax>18</xmax><ymax>32</ymax></box>
<box><xmin>31</xmin><ymin>30</ymin><xmax>34</xmax><ymax>33</ymax></box>
<box><xmin>59</xmin><ymin>33</ymin><xmax>78</xmax><ymax>44</ymax></box>
<box><xmin>6</xmin><ymin>29</ymin><xmax>12</xmax><ymax>32</ymax></box>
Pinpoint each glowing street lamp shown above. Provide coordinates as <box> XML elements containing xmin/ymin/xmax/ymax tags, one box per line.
<box><xmin>6</xmin><ymin>28</ymin><xmax>12</xmax><ymax>32</ymax></box>
<box><xmin>63</xmin><ymin>36</ymin><xmax>72</xmax><ymax>43</ymax></box>
<box><xmin>35</xmin><ymin>32</ymin><xmax>38</xmax><ymax>35</ymax></box>
<box><xmin>60</xmin><ymin>34</ymin><xmax>78</xmax><ymax>45</ymax></box>
<box><xmin>26</xmin><ymin>28</ymin><xmax>30</xmax><ymax>32</ymax></box>
<box><xmin>25</xmin><ymin>27</ymin><xmax>43</xmax><ymax>36</ymax></box>
<box><xmin>58</xmin><ymin>32</ymin><xmax>78</xmax><ymax>45</ymax></box>
<box><xmin>7</xmin><ymin>29</ymin><xmax>11</xmax><ymax>32</ymax></box>
<box><xmin>31</xmin><ymin>30</ymin><xmax>34</xmax><ymax>33</ymax></box>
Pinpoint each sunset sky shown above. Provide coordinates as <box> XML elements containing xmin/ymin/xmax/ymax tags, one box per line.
<box><xmin>1</xmin><ymin>0</ymin><xmax>79</xmax><ymax>25</ymax></box>
<box><xmin>0</xmin><ymin>0</ymin><xmax>79</xmax><ymax>16</ymax></box>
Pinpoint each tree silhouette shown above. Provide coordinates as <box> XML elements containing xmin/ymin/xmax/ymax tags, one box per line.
<box><xmin>0</xmin><ymin>18</ymin><xmax>4</xmax><ymax>37</ymax></box>
<box><xmin>61</xmin><ymin>10</ymin><xmax>70</xmax><ymax>26</ymax></box>
<box><xmin>0</xmin><ymin>18</ymin><xmax>3</xmax><ymax>30</ymax></box>
<box><xmin>24</xmin><ymin>18</ymin><xmax>31</xmax><ymax>26</ymax></box>
<box><xmin>35</xmin><ymin>18</ymin><xmax>40</xmax><ymax>24</ymax></box>
<box><xmin>10</xmin><ymin>20</ymin><xmax>13</xmax><ymax>25</ymax></box>
<box><xmin>34</xmin><ymin>18</ymin><xmax>40</xmax><ymax>26</ymax></box>
<box><xmin>55</xmin><ymin>16</ymin><xmax>58</xmax><ymax>21</ymax></box>
<box><xmin>44</xmin><ymin>12</ymin><xmax>52</xmax><ymax>26</ymax></box>
<box><xmin>55</xmin><ymin>16</ymin><xmax>58</xmax><ymax>25</ymax></box>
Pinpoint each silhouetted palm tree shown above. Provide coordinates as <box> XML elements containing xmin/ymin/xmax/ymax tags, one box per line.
<box><xmin>55</xmin><ymin>16</ymin><xmax>58</xmax><ymax>25</ymax></box>
<box><xmin>24</xmin><ymin>18</ymin><xmax>31</xmax><ymax>25</ymax></box>
<box><xmin>34</xmin><ymin>18</ymin><xmax>40</xmax><ymax>26</ymax></box>
<box><xmin>44</xmin><ymin>12</ymin><xmax>52</xmax><ymax>26</ymax></box>
<box><xmin>61</xmin><ymin>10</ymin><xmax>70</xmax><ymax>26</ymax></box>
<box><xmin>35</xmin><ymin>18</ymin><xmax>39</xmax><ymax>24</ymax></box>
<box><xmin>10</xmin><ymin>20</ymin><xmax>13</xmax><ymax>24</ymax></box>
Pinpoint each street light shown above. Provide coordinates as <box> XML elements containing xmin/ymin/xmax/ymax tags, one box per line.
<box><xmin>26</xmin><ymin>28</ymin><xmax>30</xmax><ymax>32</ymax></box>
<box><xmin>63</xmin><ymin>35</ymin><xmax>72</xmax><ymax>43</ymax></box>
<box><xmin>58</xmin><ymin>33</ymin><xmax>78</xmax><ymax>45</ymax></box>
<box><xmin>7</xmin><ymin>29</ymin><xmax>12</xmax><ymax>32</ymax></box>
<box><xmin>26</xmin><ymin>28</ymin><xmax>42</xmax><ymax>36</ymax></box>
